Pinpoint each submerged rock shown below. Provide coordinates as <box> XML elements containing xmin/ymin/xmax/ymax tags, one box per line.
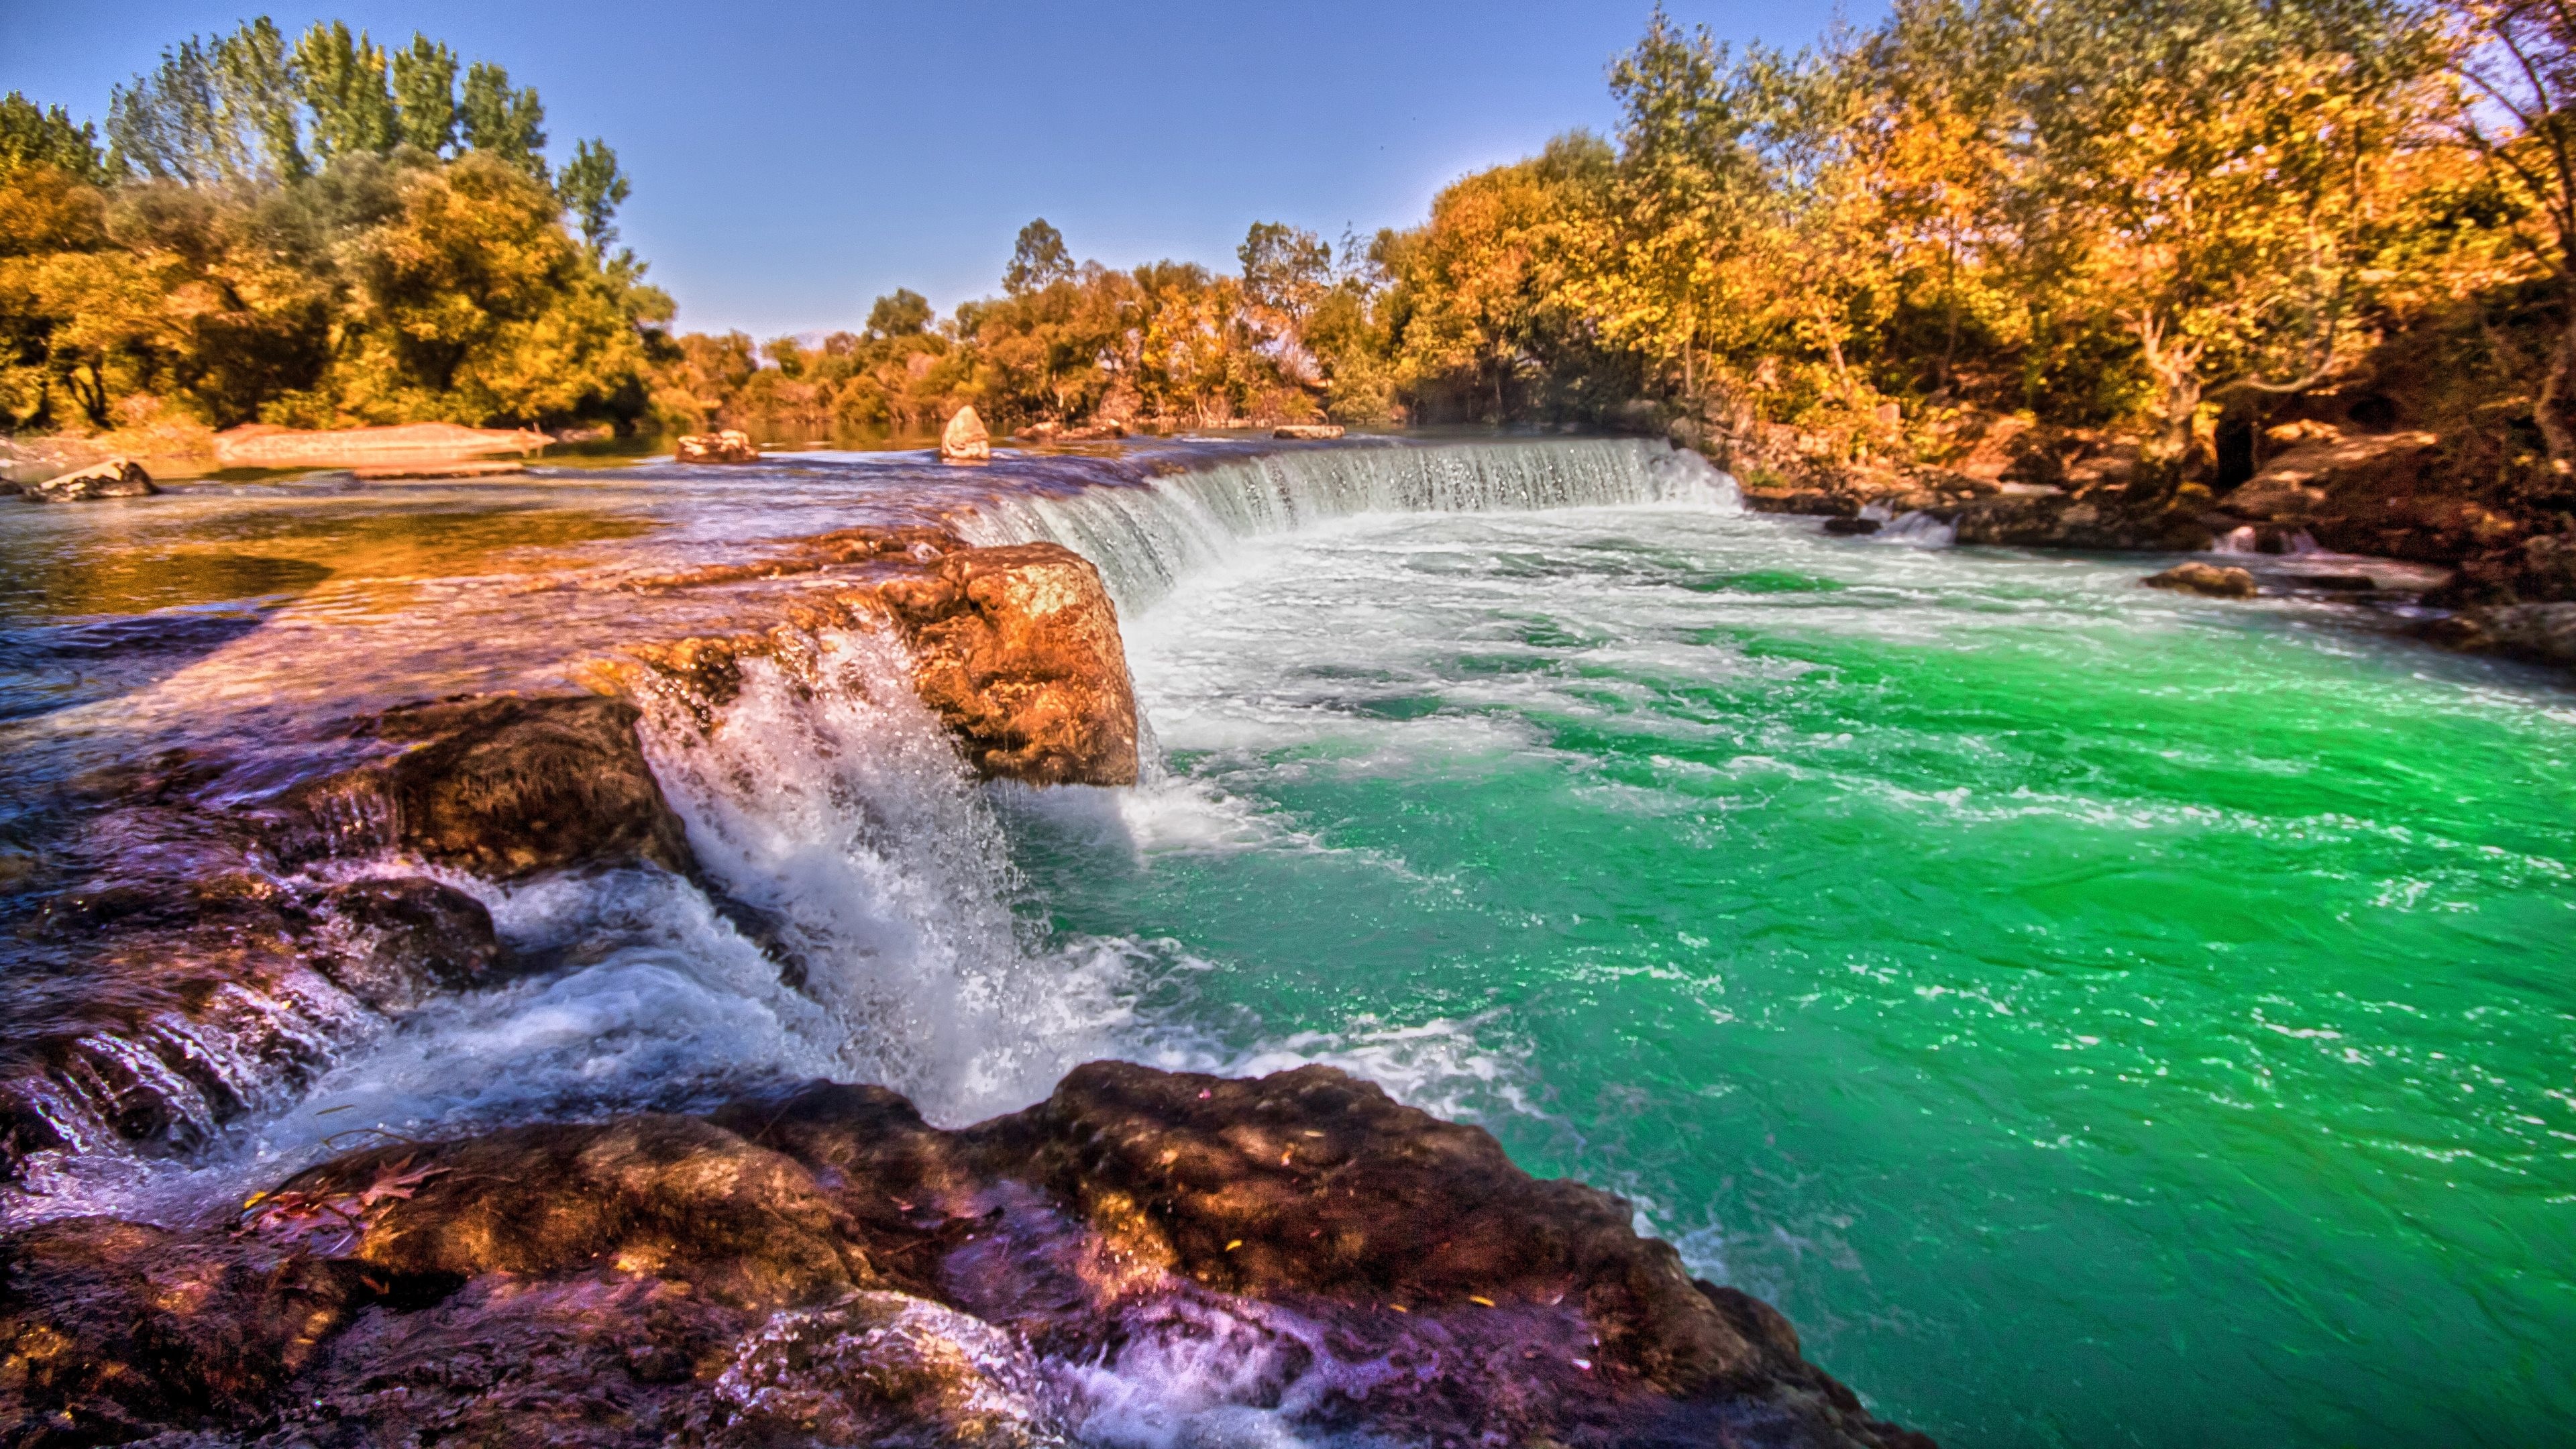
<box><xmin>22</xmin><ymin>457</ymin><xmax>156</xmax><ymax>502</ymax></box>
<box><xmin>941</xmin><ymin>406</ymin><xmax>992</xmax><ymax>462</ymax></box>
<box><xmin>0</xmin><ymin>1063</ymin><xmax>1933</xmax><ymax>1448</ymax></box>
<box><xmin>2141</xmin><ymin>562</ymin><xmax>2259</xmax><ymax>599</ymax></box>
<box><xmin>1823</xmin><ymin>516</ymin><xmax>1882</xmax><ymax>535</ymax></box>
<box><xmin>676</xmin><ymin>429</ymin><xmax>761</xmax><ymax>464</ymax></box>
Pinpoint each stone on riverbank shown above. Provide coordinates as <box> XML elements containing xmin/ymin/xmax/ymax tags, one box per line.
<box><xmin>2416</xmin><ymin>602</ymin><xmax>2576</xmax><ymax>668</ymax></box>
<box><xmin>1273</xmin><ymin>423</ymin><xmax>1345</xmax><ymax>439</ymax></box>
<box><xmin>23</xmin><ymin>456</ymin><xmax>156</xmax><ymax>501</ymax></box>
<box><xmin>2142</xmin><ymin>562</ymin><xmax>2259</xmax><ymax>598</ymax></box>
<box><xmin>0</xmin><ymin>1063</ymin><xmax>1933</xmax><ymax>1448</ymax></box>
<box><xmin>941</xmin><ymin>406</ymin><xmax>992</xmax><ymax>462</ymax></box>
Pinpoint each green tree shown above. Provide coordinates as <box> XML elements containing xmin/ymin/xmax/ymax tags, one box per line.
<box><xmin>390</xmin><ymin>35</ymin><xmax>460</xmax><ymax>154</ymax></box>
<box><xmin>290</xmin><ymin>21</ymin><xmax>396</xmax><ymax>161</ymax></box>
<box><xmin>0</xmin><ymin>94</ymin><xmax>108</xmax><ymax>183</ymax></box>
<box><xmin>460</xmin><ymin>61</ymin><xmax>546</xmax><ymax>179</ymax></box>
<box><xmin>556</xmin><ymin>138</ymin><xmax>629</xmax><ymax>250</ymax></box>
<box><xmin>1003</xmin><ymin>218</ymin><xmax>1074</xmax><ymax>295</ymax></box>
<box><xmin>866</xmin><ymin>288</ymin><xmax>932</xmax><ymax>337</ymax></box>
<box><xmin>108</xmin><ymin>20</ymin><xmax>308</xmax><ymax>184</ymax></box>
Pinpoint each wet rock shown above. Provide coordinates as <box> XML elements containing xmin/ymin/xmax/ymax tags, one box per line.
<box><xmin>274</xmin><ymin>1115</ymin><xmax>867</xmax><ymax>1307</ymax></box>
<box><xmin>2416</xmin><ymin>602</ymin><xmax>2576</xmax><ymax>668</ymax></box>
<box><xmin>2141</xmin><ymin>563</ymin><xmax>2259</xmax><ymax>599</ymax></box>
<box><xmin>0</xmin><ymin>1216</ymin><xmax>374</xmax><ymax>1439</ymax></box>
<box><xmin>1952</xmin><ymin>492</ymin><xmax>2215</xmax><ymax>551</ymax></box>
<box><xmin>1</xmin><ymin>1063</ymin><xmax>1931</xmax><ymax>1449</ymax></box>
<box><xmin>314</xmin><ymin>877</ymin><xmax>517</xmax><ymax>1010</ymax></box>
<box><xmin>2302</xmin><ymin>574</ymin><xmax>2381</xmax><ymax>593</ymax></box>
<box><xmin>1823</xmin><ymin>516</ymin><xmax>1882</xmax><ymax>535</ymax></box>
<box><xmin>1272</xmin><ymin>423</ymin><xmax>1344</xmax><ymax>439</ymax></box>
<box><xmin>676</xmin><ymin>429</ymin><xmax>761</xmax><ymax>464</ymax></box>
<box><xmin>941</xmin><ymin>407</ymin><xmax>991</xmax><ymax>463</ymax></box>
<box><xmin>2426</xmin><ymin>532</ymin><xmax>2576</xmax><ymax>607</ymax></box>
<box><xmin>878</xmin><ymin>543</ymin><xmax>1140</xmax><ymax>786</ymax></box>
<box><xmin>285</xmin><ymin>694</ymin><xmax>694</xmax><ymax>881</ymax></box>
<box><xmin>23</xmin><ymin>457</ymin><xmax>156</xmax><ymax>502</ymax></box>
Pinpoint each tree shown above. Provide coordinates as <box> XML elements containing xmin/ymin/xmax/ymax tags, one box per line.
<box><xmin>2022</xmin><ymin>0</ymin><xmax>2449</xmax><ymax>468</ymax></box>
<box><xmin>390</xmin><ymin>36</ymin><xmax>460</xmax><ymax>154</ymax></box>
<box><xmin>290</xmin><ymin>21</ymin><xmax>396</xmax><ymax>162</ymax></box>
<box><xmin>2449</xmin><ymin>0</ymin><xmax>2576</xmax><ymax>470</ymax></box>
<box><xmin>460</xmin><ymin>62</ymin><xmax>546</xmax><ymax>179</ymax></box>
<box><xmin>866</xmin><ymin>288</ymin><xmax>932</xmax><ymax>337</ymax></box>
<box><xmin>0</xmin><ymin>94</ymin><xmax>108</xmax><ymax>183</ymax></box>
<box><xmin>1002</xmin><ymin>218</ymin><xmax>1074</xmax><ymax>295</ymax></box>
<box><xmin>107</xmin><ymin>20</ymin><xmax>307</xmax><ymax>185</ymax></box>
<box><xmin>557</xmin><ymin>138</ymin><xmax>629</xmax><ymax>250</ymax></box>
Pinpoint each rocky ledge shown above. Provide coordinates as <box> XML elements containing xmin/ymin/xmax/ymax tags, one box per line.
<box><xmin>1</xmin><ymin>1061</ymin><xmax>1929</xmax><ymax>1448</ymax></box>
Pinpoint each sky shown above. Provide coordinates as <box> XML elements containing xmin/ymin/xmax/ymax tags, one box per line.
<box><xmin>2</xmin><ymin>1</ymin><xmax>1869</xmax><ymax>337</ymax></box>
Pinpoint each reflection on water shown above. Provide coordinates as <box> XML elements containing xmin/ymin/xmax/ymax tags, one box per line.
<box><xmin>1</xmin><ymin>505</ymin><xmax>661</xmax><ymax>618</ymax></box>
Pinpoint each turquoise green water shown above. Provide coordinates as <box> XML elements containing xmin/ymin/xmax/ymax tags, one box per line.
<box><xmin>1004</xmin><ymin>506</ymin><xmax>2576</xmax><ymax>1447</ymax></box>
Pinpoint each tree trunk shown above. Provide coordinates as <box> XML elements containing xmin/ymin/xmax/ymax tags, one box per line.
<box><xmin>2537</xmin><ymin>305</ymin><xmax>2576</xmax><ymax>474</ymax></box>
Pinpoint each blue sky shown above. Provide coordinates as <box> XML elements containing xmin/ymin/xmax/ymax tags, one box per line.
<box><xmin>4</xmin><ymin>1</ymin><xmax>1867</xmax><ymax>336</ymax></box>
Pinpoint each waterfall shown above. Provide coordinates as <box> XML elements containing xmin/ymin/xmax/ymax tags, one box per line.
<box><xmin>962</xmin><ymin>437</ymin><xmax>1737</xmax><ymax>611</ymax></box>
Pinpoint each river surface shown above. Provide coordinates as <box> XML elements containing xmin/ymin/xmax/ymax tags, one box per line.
<box><xmin>1</xmin><ymin>437</ymin><xmax>2569</xmax><ymax>1446</ymax></box>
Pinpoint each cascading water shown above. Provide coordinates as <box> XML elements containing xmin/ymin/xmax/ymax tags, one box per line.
<box><xmin>964</xmin><ymin>437</ymin><xmax>1735</xmax><ymax>610</ymax></box>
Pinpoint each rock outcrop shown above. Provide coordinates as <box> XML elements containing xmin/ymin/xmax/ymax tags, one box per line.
<box><xmin>2141</xmin><ymin>562</ymin><xmax>2259</xmax><ymax>599</ymax></box>
<box><xmin>21</xmin><ymin>457</ymin><xmax>156</xmax><ymax>502</ymax></box>
<box><xmin>940</xmin><ymin>406</ymin><xmax>991</xmax><ymax>462</ymax></box>
<box><xmin>1951</xmin><ymin>491</ymin><xmax>2215</xmax><ymax>551</ymax></box>
<box><xmin>676</xmin><ymin>429</ymin><xmax>761</xmax><ymax>464</ymax></box>
<box><xmin>599</xmin><ymin>533</ymin><xmax>1140</xmax><ymax>788</ymax></box>
<box><xmin>879</xmin><ymin>543</ymin><xmax>1139</xmax><ymax>786</ymax></box>
<box><xmin>281</xmin><ymin>694</ymin><xmax>694</xmax><ymax>880</ymax></box>
<box><xmin>1</xmin><ymin>1063</ymin><xmax>1933</xmax><ymax>1448</ymax></box>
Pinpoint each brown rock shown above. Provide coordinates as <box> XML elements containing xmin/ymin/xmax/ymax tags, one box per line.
<box><xmin>23</xmin><ymin>456</ymin><xmax>156</xmax><ymax>502</ymax></box>
<box><xmin>2415</xmin><ymin>602</ymin><xmax>2576</xmax><ymax>667</ymax></box>
<box><xmin>1272</xmin><ymin>423</ymin><xmax>1345</xmax><ymax>439</ymax></box>
<box><xmin>883</xmin><ymin>543</ymin><xmax>1139</xmax><ymax>786</ymax></box>
<box><xmin>1</xmin><ymin>1063</ymin><xmax>1931</xmax><ymax>1448</ymax></box>
<box><xmin>1823</xmin><ymin>517</ymin><xmax>1882</xmax><ymax>535</ymax></box>
<box><xmin>2426</xmin><ymin>532</ymin><xmax>2576</xmax><ymax>607</ymax></box>
<box><xmin>1953</xmin><ymin>492</ymin><xmax>2214</xmax><ymax>551</ymax></box>
<box><xmin>940</xmin><ymin>407</ymin><xmax>991</xmax><ymax>462</ymax></box>
<box><xmin>284</xmin><ymin>694</ymin><xmax>694</xmax><ymax>880</ymax></box>
<box><xmin>2141</xmin><ymin>562</ymin><xmax>2259</xmax><ymax>599</ymax></box>
<box><xmin>676</xmin><ymin>429</ymin><xmax>761</xmax><ymax>464</ymax></box>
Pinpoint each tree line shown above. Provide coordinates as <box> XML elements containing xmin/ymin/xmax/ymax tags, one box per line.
<box><xmin>1</xmin><ymin>17</ymin><xmax>655</xmax><ymax>435</ymax></box>
<box><xmin>9</xmin><ymin>0</ymin><xmax>2576</xmax><ymax>506</ymax></box>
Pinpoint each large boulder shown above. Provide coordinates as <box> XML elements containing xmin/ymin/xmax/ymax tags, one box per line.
<box><xmin>1952</xmin><ymin>492</ymin><xmax>2214</xmax><ymax>550</ymax></box>
<box><xmin>22</xmin><ymin>457</ymin><xmax>156</xmax><ymax>502</ymax></box>
<box><xmin>877</xmin><ymin>543</ymin><xmax>1139</xmax><ymax>786</ymax></box>
<box><xmin>1</xmin><ymin>1063</ymin><xmax>1933</xmax><ymax>1449</ymax></box>
<box><xmin>939</xmin><ymin>407</ymin><xmax>991</xmax><ymax>462</ymax></box>
<box><xmin>282</xmin><ymin>694</ymin><xmax>694</xmax><ymax>879</ymax></box>
<box><xmin>2426</xmin><ymin>532</ymin><xmax>2576</xmax><ymax>607</ymax></box>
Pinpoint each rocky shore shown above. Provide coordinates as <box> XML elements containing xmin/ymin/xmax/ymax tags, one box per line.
<box><xmin>3</xmin><ymin>1061</ymin><xmax>1928</xmax><ymax>1448</ymax></box>
<box><xmin>1725</xmin><ymin>410</ymin><xmax>2576</xmax><ymax>672</ymax></box>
